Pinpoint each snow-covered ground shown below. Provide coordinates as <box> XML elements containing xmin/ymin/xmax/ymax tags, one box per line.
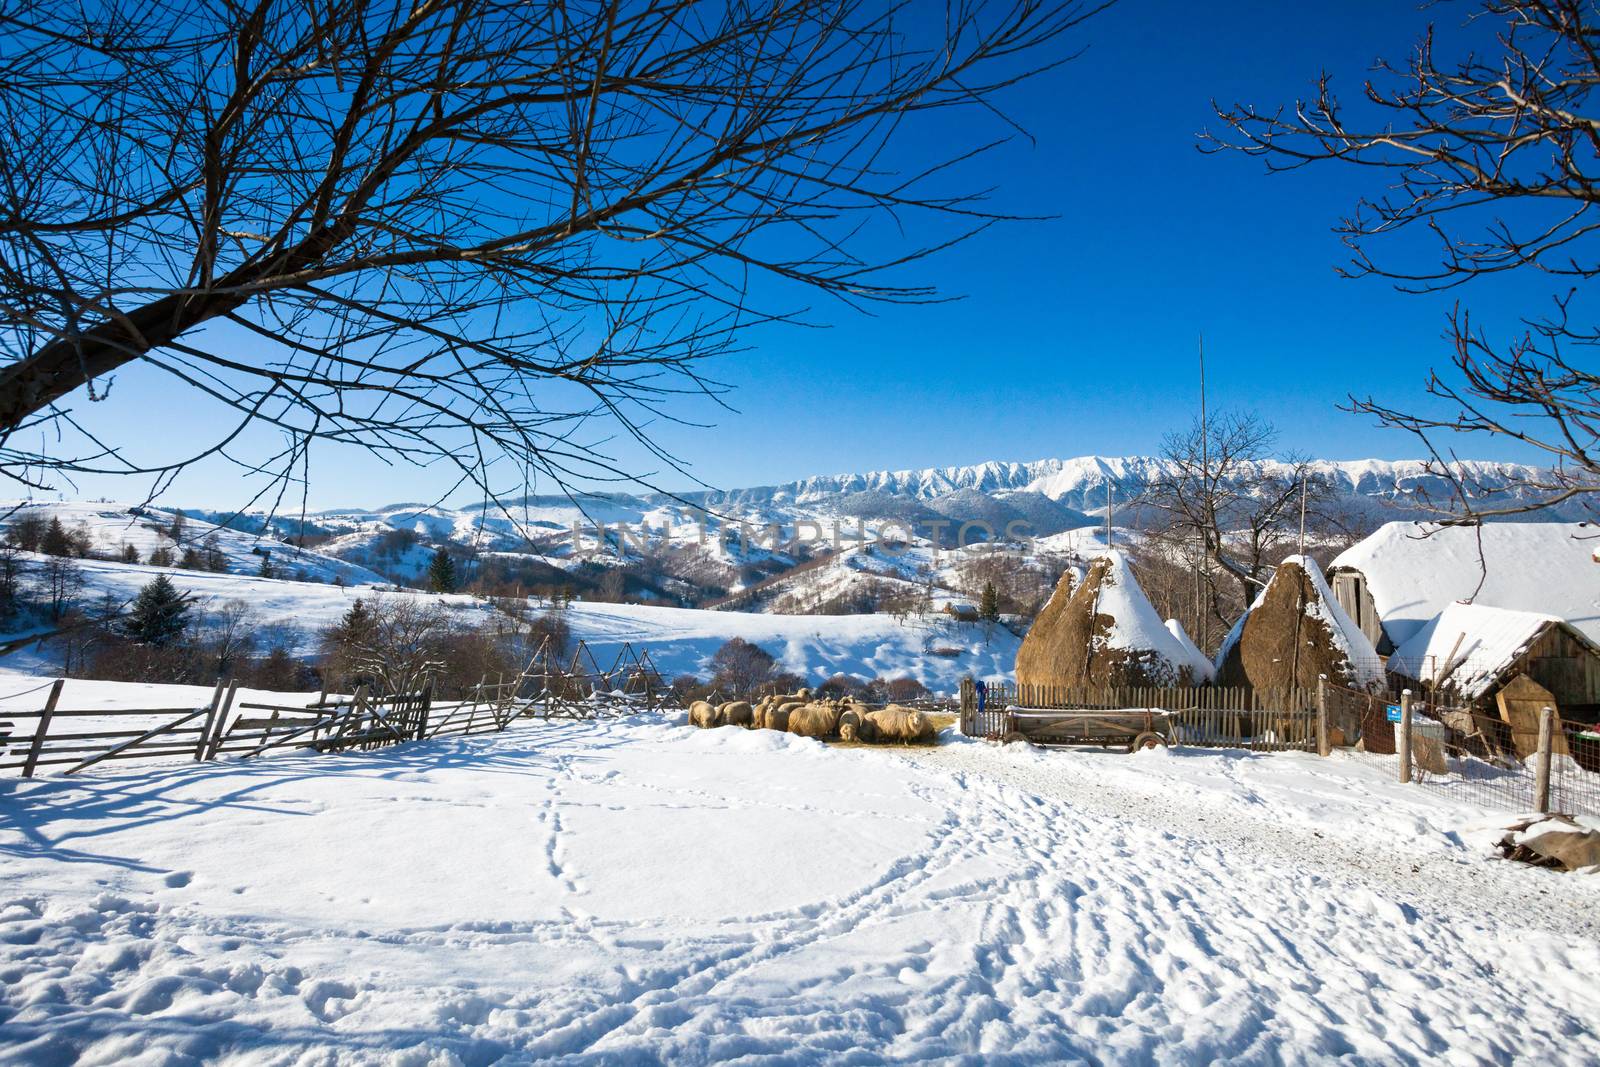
<box><xmin>3</xmin><ymin>714</ymin><xmax>1597</xmax><ymax>1064</ymax></box>
<box><xmin>0</xmin><ymin>501</ymin><xmax>385</xmax><ymax>586</ymax></box>
<box><xmin>2</xmin><ymin>578</ymin><xmax>1017</xmax><ymax>692</ymax></box>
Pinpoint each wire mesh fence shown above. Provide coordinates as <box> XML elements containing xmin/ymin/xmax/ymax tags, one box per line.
<box><xmin>1325</xmin><ymin>674</ymin><xmax>1600</xmax><ymax>819</ymax></box>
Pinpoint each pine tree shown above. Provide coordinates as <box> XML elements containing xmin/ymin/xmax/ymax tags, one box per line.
<box><xmin>40</xmin><ymin>517</ymin><xmax>73</xmax><ymax>557</ymax></box>
<box><xmin>168</xmin><ymin>509</ymin><xmax>186</xmax><ymax>542</ymax></box>
<box><xmin>180</xmin><ymin>547</ymin><xmax>204</xmax><ymax>570</ymax></box>
<box><xmin>120</xmin><ymin>543</ymin><xmax>140</xmax><ymax>563</ymax></box>
<box><xmin>203</xmin><ymin>535</ymin><xmax>228</xmax><ymax>572</ymax></box>
<box><xmin>147</xmin><ymin>545</ymin><xmax>174</xmax><ymax>567</ymax></box>
<box><xmin>257</xmin><ymin>552</ymin><xmax>274</xmax><ymax>578</ymax></box>
<box><xmin>427</xmin><ymin>547</ymin><xmax>457</xmax><ymax>593</ymax></box>
<box><xmin>125</xmin><ymin>574</ymin><xmax>190</xmax><ymax>645</ymax></box>
<box><xmin>979</xmin><ymin>580</ymin><xmax>1000</xmax><ymax>622</ymax></box>
<box><xmin>328</xmin><ymin>598</ymin><xmax>375</xmax><ymax>649</ymax></box>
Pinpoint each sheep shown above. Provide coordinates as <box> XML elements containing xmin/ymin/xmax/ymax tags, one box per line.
<box><xmin>688</xmin><ymin>700</ymin><xmax>720</xmax><ymax>729</ymax></box>
<box><xmin>838</xmin><ymin>707</ymin><xmax>867</xmax><ymax>742</ymax></box>
<box><xmin>787</xmin><ymin>702</ymin><xmax>840</xmax><ymax>739</ymax></box>
<box><xmin>766</xmin><ymin>704</ymin><xmax>793</xmax><ymax>733</ymax></box>
<box><xmin>864</xmin><ymin>705</ymin><xmax>937</xmax><ymax>744</ymax></box>
<box><xmin>718</xmin><ymin>701</ymin><xmax>754</xmax><ymax>728</ymax></box>
<box><xmin>750</xmin><ymin>698</ymin><xmax>770</xmax><ymax>730</ymax></box>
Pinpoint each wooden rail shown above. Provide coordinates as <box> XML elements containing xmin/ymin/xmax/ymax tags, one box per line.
<box><xmin>2</xmin><ymin>659</ymin><xmax>666</xmax><ymax>778</ymax></box>
<box><xmin>959</xmin><ymin>680</ymin><xmax>1321</xmax><ymax>752</ymax></box>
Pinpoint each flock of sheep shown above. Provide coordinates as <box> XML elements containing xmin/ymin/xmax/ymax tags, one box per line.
<box><xmin>686</xmin><ymin>689</ymin><xmax>940</xmax><ymax>744</ymax></box>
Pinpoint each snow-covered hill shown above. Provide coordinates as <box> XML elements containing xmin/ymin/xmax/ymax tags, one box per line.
<box><xmin>0</xmin><ymin>551</ymin><xmax>1016</xmax><ymax>690</ymax></box>
<box><xmin>0</xmin><ymin>502</ymin><xmax>385</xmax><ymax>586</ymax></box>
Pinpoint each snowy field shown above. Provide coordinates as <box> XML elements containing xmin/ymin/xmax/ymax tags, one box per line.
<box><xmin>3</xmin><ymin>713</ymin><xmax>1598</xmax><ymax>1065</ymax></box>
<box><xmin>0</xmin><ymin>568</ymin><xmax>1017</xmax><ymax>691</ymax></box>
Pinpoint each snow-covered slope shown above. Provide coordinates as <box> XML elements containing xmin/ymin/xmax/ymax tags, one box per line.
<box><xmin>0</xmin><ymin>502</ymin><xmax>385</xmax><ymax>586</ymax></box>
<box><xmin>0</xmin><ymin>553</ymin><xmax>1014</xmax><ymax>690</ymax></box>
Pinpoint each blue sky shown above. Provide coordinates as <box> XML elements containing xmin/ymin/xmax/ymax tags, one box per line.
<box><xmin>41</xmin><ymin>0</ymin><xmax>1574</xmax><ymax>509</ymax></box>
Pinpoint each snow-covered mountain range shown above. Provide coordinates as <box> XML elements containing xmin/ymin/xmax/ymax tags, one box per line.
<box><xmin>7</xmin><ymin>454</ymin><xmax>1579</xmax><ymax>615</ymax></box>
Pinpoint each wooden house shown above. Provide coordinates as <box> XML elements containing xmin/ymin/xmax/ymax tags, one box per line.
<box><xmin>1328</xmin><ymin>521</ymin><xmax>1599</xmax><ymax>655</ymax></box>
<box><xmin>1386</xmin><ymin>602</ymin><xmax>1600</xmax><ymax>721</ymax></box>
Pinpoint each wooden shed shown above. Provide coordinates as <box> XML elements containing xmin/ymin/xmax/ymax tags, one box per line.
<box><xmin>1386</xmin><ymin>602</ymin><xmax>1600</xmax><ymax>721</ymax></box>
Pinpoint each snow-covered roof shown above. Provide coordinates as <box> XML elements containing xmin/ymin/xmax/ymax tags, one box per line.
<box><xmin>1216</xmin><ymin>554</ymin><xmax>1385</xmax><ymax>688</ymax></box>
<box><xmin>1386</xmin><ymin>601</ymin><xmax>1597</xmax><ymax>700</ymax></box>
<box><xmin>1329</xmin><ymin>521</ymin><xmax>1600</xmax><ymax>648</ymax></box>
<box><xmin>1164</xmin><ymin>618</ymin><xmax>1216</xmax><ymax>684</ymax></box>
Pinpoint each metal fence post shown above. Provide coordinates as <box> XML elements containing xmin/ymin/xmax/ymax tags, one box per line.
<box><xmin>21</xmin><ymin>679</ymin><xmax>64</xmax><ymax>779</ymax></box>
<box><xmin>1316</xmin><ymin>674</ymin><xmax>1330</xmax><ymax>757</ymax></box>
<box><xmin>1534</xmin><ymin>705</ymin><xmax>1555</xmax><ymax>815</ymax></box>
<box><xmin>1398</xmin><ymin>689</ymin><xmax>1413</xmax><ymax>784</ymax></box>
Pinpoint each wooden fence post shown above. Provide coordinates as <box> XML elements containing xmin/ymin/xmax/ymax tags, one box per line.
<box><xmin>21</xmin><ymin>679</ymin><xmax>64</xmax><ymax>779</ymax></box>
<box><xmin>1398</xmin><ymin>689</ymin><xmax>1413</xmax><ymax>784</ymax></box>
<box><xmin>195</xmin><ymin>678</ymin><xmax>228</xmax><ymax>760</ymax></box>
<box><xmin>1316</xmin><ymin>674</ymin><xmax>1330</xmax><ymax>757</ymax></box>
<box><xmin>418</xmin><ymin>680</ymin><xmax>434</xmax><ymax>740</ymax></box>
<box><xmin>205</xmin><ymin>681</ymin><xmax>240</xmax><ymax>760</ymax></box>
<box><xmin>1534</xmin><ymin>705</ymin><xmax>1555</xmax><ymax>815</ymax></box>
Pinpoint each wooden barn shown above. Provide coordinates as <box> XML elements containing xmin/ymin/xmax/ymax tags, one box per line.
<box><xmin>1328</xmin><ymin>521</ymin><xmax>1599</xmax><ymax>655</ymax></box>
<box><xmin>1386</xmin><ymin>602</ymin><xmax>1600</xmax><ymax>722</ymax></box>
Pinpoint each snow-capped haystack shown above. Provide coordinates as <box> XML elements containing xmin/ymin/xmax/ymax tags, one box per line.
<box><xmin>1016</xmin><ymin>551</ymin><xmax>1210</xmax><ymax>690</ymax></box>
<box><xmin>1216</xmin><ymin>556</ymin><xmax>1384</xmax><ymax>692</ymax></box>
<box><xmin>1164</xmin><ymin>618</ymin><xmax>1216</xmax><ymax>685</ymax></box>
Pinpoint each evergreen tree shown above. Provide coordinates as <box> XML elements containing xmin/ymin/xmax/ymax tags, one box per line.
<box><xmin>40</xmin><ymin>517</ymin><xmax>73</xmax><ymax>557</ymax></box>
<box><xmin>168</xmin><ymin>509</ymin><xmax>186</xmax><ymax>542</ymax></box>
<box><xmin>203</xmin><ymin>535</ymin><xmax>228</xmax><ymax>572</ymax></box>
<box><xmin>427</xmin><ymin>547</ymin><xmax>457</xmax><ymax>593</ymax></box>
<box><xmin>327</xmin><ymin>598</ymin><xmax>375</xmax><ymax>649</ymax></box>
<box><xmin>6</xmin><ymin>513</ymin><xmax>48</xmax><ymax>552</ymax></box>
<box><xmin>979</xmin><ymin>581</ymin><xmax>1001</xmax><ymax>622</ymax></box>
<box><xmin>147</xmin><ymin>545</ymin><xmax>174</xmax><ymax>566</ymax></box>
<box><xmin>126</xmin><ymin>574</ymin><xmax>190</xmax><ymax>645</ymax></box>
<box><xmin>257</xmin><ymin>552</ymin><xmax>275</xmax><ymax>578</ymax></box>
<box><xmin>180</xmin><ymin>547</ymin><xmax>204</xmax><ymax>570</ymax></box>
<box><xmin>120</xmin><ymin>543</ymin><xmax>140</xmax><ymax>563</ymax></box>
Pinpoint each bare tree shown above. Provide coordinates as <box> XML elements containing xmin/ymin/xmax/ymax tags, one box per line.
<box><xmin>1140</xmin><ymin>412</ymin><xmax>1336</xmax><ymax>627</ymax></box>
<box><xmin>0</xmin><ymin>0</ymin><xmax>1107</xmax><ymax>511</ymax></box>
<box><xmin>197</xmin><ymin>599</ymin><xmax>260</xmax><ymax>677</ymax></box>
<box><xmin>1205</xmin><ymin>0</ymin><xmax>1599</xmax><ymax>521</ymax></box>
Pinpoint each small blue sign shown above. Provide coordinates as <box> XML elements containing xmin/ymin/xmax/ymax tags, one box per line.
<box><xmin>1386</xmin><ymin>704</ymin><xmax>1403</xmax><ymax>723</ymax></box>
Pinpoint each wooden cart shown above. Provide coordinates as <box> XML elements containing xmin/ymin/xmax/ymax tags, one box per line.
<box><xmin>1000</xmin><ymin>707</ymin><xmax>1170</xmax><ymax>752</ymax></box>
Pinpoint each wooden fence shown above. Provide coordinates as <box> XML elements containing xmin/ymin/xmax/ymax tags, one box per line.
<box><xmin>959</xmin><ymin>680</ymin><xmax>1322</xmax><ymax>753</ymax></box>
<box><xmin>0</xmin><ymin>641</ymin><xmax>667</xmax><ymax>779</ymax></box>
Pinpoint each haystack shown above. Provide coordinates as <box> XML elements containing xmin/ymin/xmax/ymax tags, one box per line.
<box><xmin>1164</xmin><ymin>619</ymin><xmax>1216</xmax><ymax>685</ymax></box>
<box><xmin>1214</xmin><ymin>555</ymin><xmax>1383</xmax><ymax>692</ymax></box>
<box><xmin>1015</xmin><ymin>551</ymin><xmax>1209</xmax><ymax>690</ymax></box>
